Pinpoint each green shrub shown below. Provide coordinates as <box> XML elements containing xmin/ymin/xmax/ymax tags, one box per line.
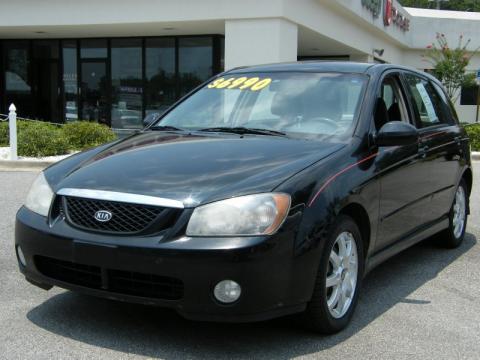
<box><xmin>61</xmin><ymin>121</ymin><xmax>117</xmax><ymax>151</ymax></box>
<box><xmin>17</xmin><ymin>121</ymin><xmax>70</xmax><ymax>157</ymax></box>
<box><xmin>465</xmin><ymin>123</ymin><xmax>480</xmax><ymax>151</ymax></box>
<box><xmin>1</xmin><ymin>120</ymin><xmax>117</xmax><ymax>157</ymax></box>
<box><xmin>0</xmin><ymin>122</ymin><xmax>7</xmax><ymax>146</ymax></box>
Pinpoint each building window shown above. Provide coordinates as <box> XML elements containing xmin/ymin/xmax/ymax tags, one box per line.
<box><xmin>145</xmin><ymin>38</ymin><xmax>176</xmax><ymax>116</ymax></box>
<box><xmin>1</xmin><ymin>35</ymin><xmax>223</xmax><ymax>125</ymax></box>
<box><xmin>179</xmin><ymin>37</ymin><xmax>213</xmax><ymax>97</ymax></box>
<box><xmin>80</xmin><ymin>39</ymin><xmax>107</xmax><ymax>59</ymax></box>
<box><xmin>110</xmin><ymin>39</ymin><xmax>143</xmax><ymax>129</ymax></box>
<box><xmin>3</xmin><ymin>41</ymin><xmax>33</xmax><ymax>117</ymax></box>
<box><xmin>33</xmin><ymin>40</ymin><xmax>60</xmax><ymax>122</ymax></box>
<box><xmin>460</xmin><ymin>85</ymin><xmax>479</xmax><ymax>106</ymax></box>
<box><xmin>62</xmin><ymin>40</ymin><xmax>78</xmax><ymax>122</ymax></box>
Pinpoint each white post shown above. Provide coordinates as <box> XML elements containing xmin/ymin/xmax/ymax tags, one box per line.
<box><xmin>9</xmin><ymin>103</ymin><xmax>17</xmax><ymax>160</ymax></box>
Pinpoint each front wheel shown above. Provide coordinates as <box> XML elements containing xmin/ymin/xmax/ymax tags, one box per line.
<box><xmin>302</xmin><ymin>215</ymin><xmax>364</xmax><ymax>334</ymax></box>
<box><xmin>439</xmin><ymin>180</ymin><xmax>468</xmax><ymax>248</ymax></box>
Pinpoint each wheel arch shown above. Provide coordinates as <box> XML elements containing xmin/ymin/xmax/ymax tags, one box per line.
<box><xmin>462</xmin><ymin>167</ymin><xmax>473</xmax><ymax>197</ymax></box>
<box><xmin>338</xmin><ymin>202</ymin><xmax>371</xmax><ymax>259</ymax></box>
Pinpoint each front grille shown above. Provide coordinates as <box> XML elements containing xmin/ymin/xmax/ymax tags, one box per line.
<box><xmin>62</xmin><ymin>196</ymin><xmax>178</xmax><ymax>235</ymax></box>
<box><xmin>35</xmin><ymin>256</ymin><xmax>184</xmax><ymax>300</ymax></box>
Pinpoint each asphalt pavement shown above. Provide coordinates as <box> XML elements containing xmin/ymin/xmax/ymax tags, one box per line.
<box><xmin>0</xmin><ymin>166</ymin><xmax>479</xmax><ymax>359</ymax></box>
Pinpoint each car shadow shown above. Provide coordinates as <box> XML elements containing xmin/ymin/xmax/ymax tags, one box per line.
<box><xmin>27</xmin><ymin>233</ymin><xmax>477</xmax><ymax>359</ymax></box>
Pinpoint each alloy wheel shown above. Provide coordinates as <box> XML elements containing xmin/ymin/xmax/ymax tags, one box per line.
<box><xmin>326</xmin><ymin>231</ymin><xmax>358</xmax><ymax>319</ymax></box>
<box><xmin>452</xmin><ymin>185</ymin><xmax>466</xmax><ymax>239</ymax></box>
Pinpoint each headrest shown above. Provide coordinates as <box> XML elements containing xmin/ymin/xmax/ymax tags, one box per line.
<box><xmin>388</xmin><ymin>102</ymin><xmax>402</xmax><ymax>122</ymax></box>
<box><xmin>271</xmin><ymin>92</ymin><xmax>302</xmax><ymax>118</ymax></box>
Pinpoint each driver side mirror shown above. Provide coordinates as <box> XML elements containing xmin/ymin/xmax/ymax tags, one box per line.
<box><xmin>375</xmin><ymin>121</ymin><xmax>419</xmax><ymax>147</ymax></box>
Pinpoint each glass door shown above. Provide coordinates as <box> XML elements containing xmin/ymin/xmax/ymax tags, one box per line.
<box><xmin>80</xmin><ymin>60</ymin><xmax>108</xmax><ymax>124</ymax></box>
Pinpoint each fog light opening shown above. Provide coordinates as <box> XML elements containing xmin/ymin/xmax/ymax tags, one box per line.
<box><xmin>214</xmin><ymin>280</ymin><xmax>241</xmax><ymax>304</ymax></box>
<box><xmin>17</xmin><ymin>246</ymin><xmax>26</xmax><ymax>267</ymax></box>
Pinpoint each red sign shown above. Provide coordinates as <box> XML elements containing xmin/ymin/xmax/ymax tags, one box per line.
<box><xmin>384</xmin><ymin>0</ymin><xmax>393</xmax><ymax>25</ymax></box>
<box><xmin>383</xmin><ymin>0</ymin><xmax>410</xmax><ymax>31</ymax></box>
<box><xmin>363</xmin><ymin>0</ymin><xmax>410</xmax><ymax>32</ymax></box>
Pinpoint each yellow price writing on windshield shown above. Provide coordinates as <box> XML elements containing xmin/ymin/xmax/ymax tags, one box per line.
<box><xmin>207</xmin><ymin>77</ymin><xmax>272</xmax><ymax>91</ymax></box>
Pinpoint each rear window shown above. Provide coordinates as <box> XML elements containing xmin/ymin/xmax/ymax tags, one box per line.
<box><xmin>404</xmin><ymin>73</ymin><xmax>452</xmax><ymax>128</ymax></box>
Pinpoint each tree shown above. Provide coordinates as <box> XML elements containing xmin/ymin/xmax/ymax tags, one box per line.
<box><xmin>399</xmin><ymin>0</ymin><xmax>480</xmax><ymax>11</ymax></box>
<box><xmin>423</xmin><ymin>33</ymin><xmax>477</xmax><ymax>102</ymax></box>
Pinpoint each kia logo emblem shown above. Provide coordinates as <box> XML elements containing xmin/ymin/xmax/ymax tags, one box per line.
<box><xmin>94</xmin><ymin>210</ymin><xmax>112</xmax><ymax>222</ymax></box>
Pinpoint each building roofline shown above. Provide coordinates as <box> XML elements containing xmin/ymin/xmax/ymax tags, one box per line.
<box><xmin>405</xmin><ymin>7</ymin><xmax>480</xmax><ymax>20</ymax></box>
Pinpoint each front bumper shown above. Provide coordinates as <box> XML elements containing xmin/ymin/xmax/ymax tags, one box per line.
<box><xmin>15</xmin><ymin>206</ymin><xmax>311</xmax><ymax>322</ymax></box>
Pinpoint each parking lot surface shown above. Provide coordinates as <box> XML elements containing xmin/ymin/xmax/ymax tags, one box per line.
<box><xmin>1</xmin><ymin>167</ymin><xmax>479</xmax><ymax>360</ymax></box>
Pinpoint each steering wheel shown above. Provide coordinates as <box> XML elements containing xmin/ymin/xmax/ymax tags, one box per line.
<box><xmin>283</xmin><ymin>117</ymin><xmax>338</xmax><ymax>134</ymax></box>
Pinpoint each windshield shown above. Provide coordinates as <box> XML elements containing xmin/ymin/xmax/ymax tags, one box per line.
<box><xmin>154</xmin><ymin>72</ymin><xmax>368</xmax><ymax>139</ymax></box>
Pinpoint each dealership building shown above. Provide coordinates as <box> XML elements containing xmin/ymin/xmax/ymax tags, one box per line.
<box><xmin>0</xmin><ymin>0</ymin><xmax>479</xmax><ymax>131</ymax></box>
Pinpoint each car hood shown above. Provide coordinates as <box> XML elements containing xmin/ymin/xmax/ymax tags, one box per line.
<box><xmin>52</xmin><ymin>131</ymin><xmax>344</xmax><ymax>207</ymax></box>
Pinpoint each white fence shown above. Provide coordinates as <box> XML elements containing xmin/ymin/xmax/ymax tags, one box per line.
<box><xmin>9</xmin><ymin>104</ymin><xmax>17</xmax><ymax>160</ymax></box>
<box><xmin>0</xmin><ymin>104</ymin><xmax>18</xmax><ymax>160</ymax></box>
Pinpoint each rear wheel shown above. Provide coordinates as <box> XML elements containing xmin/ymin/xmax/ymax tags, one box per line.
<box><xmin>302</xmin><ymin>215</ymin><xmax>364</xmax><ymax>334</ymax></box>
<box><xmin>439</xmin><ymin>180</ymin><xmax>468</xmax><ymax>248</ymax></box>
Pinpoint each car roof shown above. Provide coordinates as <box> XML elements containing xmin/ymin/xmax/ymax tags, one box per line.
<box><xmin>227</xmin><ymin>61</ymin><xmax>376</xmax><ymax>74</ymax></box>
<box><xmin>226</xmin><ymin>61</ymin><xmax>431</xmax><ymax>78</ymax></box>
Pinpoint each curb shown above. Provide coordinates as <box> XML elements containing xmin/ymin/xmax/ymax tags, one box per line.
<box><xmin>473</xmin><ymin>152</ymin><xmax>480</xmax><ymax>161</ymax></box>
<box><xmin>0</xmin><ymin>160</ymin><xmax>55</xmax><ymax>171</ymax></box>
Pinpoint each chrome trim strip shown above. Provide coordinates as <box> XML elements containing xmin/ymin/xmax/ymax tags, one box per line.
<box><xmin>56</xmin><ymin>188</ymin><xmax>184</xmax><ymax>209</ymax></box>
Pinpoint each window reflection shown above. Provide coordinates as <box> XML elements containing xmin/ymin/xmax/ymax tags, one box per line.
<box><xmin>179</xmin><ymin>37</ymin><xmax>213</xmax><ymax>97</ymax></box>
<box><xmin>4</xmin><ymin>41</ymin><xmax>33</xmax><ymax>117</ymax></box>
<box><xmin>62</xmin><ymin>41</ymin><xmax>78</xmax><ymax>121</ymax></box>
<box><xmin>145</xmin><ymin>38</ymin><xmax>175</xmax><ymax>117</ymax></box>
<box><xmin>80</xmin><ymin>39</ymin><xmax>107</xmax><ymax>59</ymax></box>
<box><xmin>33</xmin><ymin>40</ymin><xmax>60</xmax><ymax>122</ymax></box>
<box><xmin>1</xmin><ymin>36</ymin><xmax>222</xmax><ymax>126</ymax></box>
<box><xmin>111</xmin><ymin>39</ymin><xmax>142</xmax><ymax>129</ymax></box>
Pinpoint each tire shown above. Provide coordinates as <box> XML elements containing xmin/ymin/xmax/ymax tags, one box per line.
<box><xmin>302</xmin><ymin>215</ymin><xmax>364</xmax><ymax>334</ymax></box>
<box><xmin>439</xmin><ymin>179</ymin><xmax>468</xmax><ymax>249</ymax></box>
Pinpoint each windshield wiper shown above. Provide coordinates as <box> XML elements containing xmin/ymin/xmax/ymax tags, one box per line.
<box><xmin>150</xmin><ymin>125</ymin><xmax>185</xmax><ymax>131</ymax></box>
<box><xmin>199</xmin><ymin>127</ymin><xmax>286</xmax><ymax>137</ymax></box>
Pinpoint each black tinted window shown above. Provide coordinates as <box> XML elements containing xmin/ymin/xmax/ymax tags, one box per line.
<box><xmin>431</xmin><ymin>81</ymin><xmax>458</xmax><ymax>124</ymax></box>
<box><xmin>404</xmin><ymin>73</ymin><xmax>451</xmax><ymax>128</ymax></box>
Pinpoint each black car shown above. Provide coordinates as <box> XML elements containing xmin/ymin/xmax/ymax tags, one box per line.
<box><xmin>15</xmin><ymin>62</ymin><xmax>472</xmax><ymax>334</ymax></box>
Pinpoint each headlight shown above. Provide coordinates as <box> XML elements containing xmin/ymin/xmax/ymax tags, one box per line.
<box><xmin>25</xmin><ymin>172</ymin><xmax>54</xmax><ymax>217</ymax></box>
<box><xmin>186</xmin><ymin>193</ymin><xmax>291</xmax><ymax>236</ymax></box>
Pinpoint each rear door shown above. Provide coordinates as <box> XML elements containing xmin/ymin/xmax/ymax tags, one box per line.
<box><xmin>401</xmin><ymin>72</ymin><xmax>462</xmax><ymax>224</ymax></box>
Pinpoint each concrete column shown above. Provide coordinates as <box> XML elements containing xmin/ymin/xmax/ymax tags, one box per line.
<box><xmin>224</xmin><ymin>18</ymin><xmax>298</xmax><ymax>70</ymax></box>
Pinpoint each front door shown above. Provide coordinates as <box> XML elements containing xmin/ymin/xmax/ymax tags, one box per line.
<box><xmin>374</xmin><ymin>72</ymin><xmax>431</xmax><ymax>251</ymax></box>
<box><xmin>80</xmin><ymin>61</ymin><xmax>108</xmax><ymax>125</ymax></box>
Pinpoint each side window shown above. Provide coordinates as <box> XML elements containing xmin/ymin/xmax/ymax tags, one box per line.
<box><xmin>374</xmin><ymin>75</ymin><xmax>409</xmax><ymax>131</ymax></box>
<box><xmin>431</xmin><ymin>81</ymin><xmax>458</xmax><ymax>124</ymax></box>
<box><xmin>404</xmin><ymin>74</ymin><xmax>450</xmax><ymax>128</ymax></box>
